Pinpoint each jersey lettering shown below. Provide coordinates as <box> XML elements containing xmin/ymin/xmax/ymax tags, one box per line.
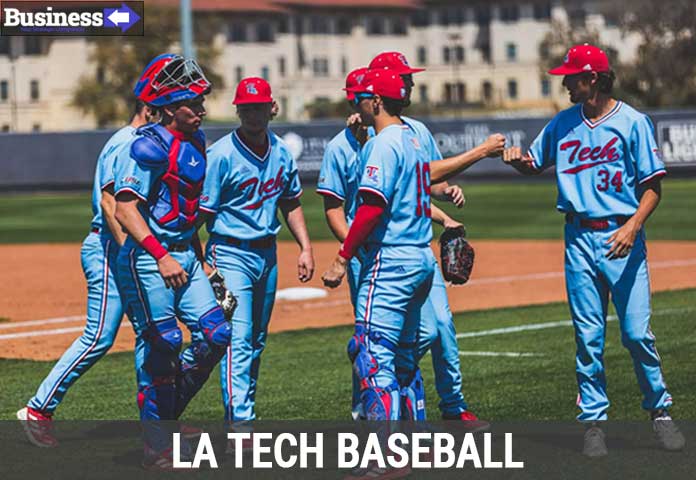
<box><xmin>560</xmin><ymin>136</ymin><xmax>620</xmax><ymax>174</ymax></box>
<box><xmin>239</xmin><ymin>166</ymin><xmax>285</xmax><ymax>210</ymax></box>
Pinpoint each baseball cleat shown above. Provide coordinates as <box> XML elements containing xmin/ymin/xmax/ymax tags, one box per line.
<box><xmin>344</xmin><ymin>462</ymin><xmax>412</xmax><ymax>480</ymax></box>
<box><xmin>142</xmin><ymin>447</ymin><xmax>176</xmax><ymax>471</ymax></box>
<box><xmin>442</xmin><ymin>410</ymin><xmax>490</xmax><ymax>432</ymax></box>
<box><xmin>225</xmin><ymin>436</ymin><xmax>254</xmax><ymax>455</ymax></box>
<box><xmin>179</xmin><ymin>423</ymin><xmax>204</xmax><ymax>440</ymax></box>
<box><xmin>16</xmin><ymin>406</ymin><xmax>58</xmax><ymax>448</ymax></box>
<box><xmin>652</xmin><ymin>410</ymin><xmax>686</xmax><ymax>451</ymax></box>
<box><xmin>582</xmin><ymin>425</ymin><xmax>608</xmax><ymax>458</ymax></box>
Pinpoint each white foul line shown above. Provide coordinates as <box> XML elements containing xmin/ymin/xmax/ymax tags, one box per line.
<box><xmin>0</xmin><ymin>315</ymin><xmax>86</xmax><ymax>330</ymax></box>
<box><xmin>0</xmin><ymin>322</ymin><xmax>129</xmax><ymax>341</ymax></box>
<box><xmin>456</xmin><ymin>307</ymin><xmax>694</xmax><ymax>339</ymax></box>
<box><xmin>458</xmin><ymin>351</ymin><xmax>542</xmax><ymax>358</ymax></box>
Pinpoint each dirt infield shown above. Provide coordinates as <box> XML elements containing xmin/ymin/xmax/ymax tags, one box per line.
<box><xmin>1</xmin><ymin>240</ymin><xmax>696</xmax><ymax>360</ymax></box>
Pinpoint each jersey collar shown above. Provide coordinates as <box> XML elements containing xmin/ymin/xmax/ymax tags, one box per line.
<box><xmin>232</xmin><ymin>129</ymin><xmax>271</xmax><ymax>164</ymax></box>
<box><xmin>580</xmin><ymin>101</ymin><xmax>622</xmax><ymax>129</ymax></box>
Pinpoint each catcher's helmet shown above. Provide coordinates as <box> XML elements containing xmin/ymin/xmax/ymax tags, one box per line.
<box><xmin>134</xmin><ymin>53</ymin><xmax>211</xmax><ymax>107</ymax></box>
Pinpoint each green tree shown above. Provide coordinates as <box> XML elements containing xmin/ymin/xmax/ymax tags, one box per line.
<box><xmin>539</xmin><ymin>0</ymin><xmax>696</xmax><ymax>108</ymax></box>
<box><xmin>72</xmin><ymin>7</ymin><xmax>223</xmax><ymax>127</ymax></box>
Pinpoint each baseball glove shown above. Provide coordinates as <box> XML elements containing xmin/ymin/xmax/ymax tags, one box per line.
<box><xmin>208</xmin><ymin>269</ymin><xmax>238</xmax><ymax>321</ymax></box>
<box><xmin>439</xmin><ymin>227</ymin><xmax>475</xmax><ymax>285</ymax></box>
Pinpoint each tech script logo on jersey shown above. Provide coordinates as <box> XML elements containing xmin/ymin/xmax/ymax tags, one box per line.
<box><xmin>238</xmin><ymin>167</ymin><xmax>286</xmax><ymax>210</ymax></box>
<box><xmin>1</xmin><ymin>1</ymin><xmax>143</xmax><ymax>36</ymax></box>
<box><xmin>560</xmin><ymin>136</ymin><xmax>620</xmax><ymax>174</ymax></box>
<box><xmin>365</xmin><ymin>165</ymin><xmax>380</xmax><ymax>185</ymax></box>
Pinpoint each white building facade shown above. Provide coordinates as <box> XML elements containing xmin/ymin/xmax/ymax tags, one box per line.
<box><xmin>0</xmin><ymin>0</ymin><xmax>637</xmax><ymax>131</ymax></box>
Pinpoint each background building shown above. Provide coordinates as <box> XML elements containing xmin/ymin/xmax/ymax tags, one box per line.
<box><xmin>0</xmin><ymin>0</ymin><xmax>639</xmax><ymax>131</ymax></box>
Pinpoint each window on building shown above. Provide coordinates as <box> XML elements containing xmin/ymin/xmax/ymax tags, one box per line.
<box><xmin>411</xmin><ymin>10</ymin><xmax>430</xmax><ymax>27</ymax></box>
<box><xmin>261</xmin><ymin>66</ymin><xmax>270</xmax><ymax>80</ymax></box>
<box><xmin>294</xmin><ymin>17</ymin><xmax>304</xmax><ymax>35</ymax></box>
<box><xmin>279</xmin><ymin>96</ymin><xmax>288</xmax><ymax>119</ymax></box>
<box><xmin>507</xmin><ymin>79</ymin><xmax>518</xmax><ymax>100</ymax></box>
<box><xmin>256</xmin><ymin>22</ymin><xmax>274</xmax><ymax>42</ymax></box>
<box><xmin>455</xmin><ymin>46</ymin><xmax>465</xmax><ymax>63</ymax></box>
<box><xmin>228</xmin><ymin>23</ymin><xmax>247</xmax><ymax>42</ymax></box>
<box><xmin>448</xmin><ymin>7</ymin><xmax>466</xmax><ymax>25</ymax></box>
<box><xmin>336</xmin><ymin>17</ymin><xmax>352</xmax><ymax>35</ymax></box>
<box><xmin>278</xmin><ymin>17</ymin><xmax>290</xmax><ymax>34</ymax></box>
<box><xmin>541</xmin><ymin>78</ymin><xmax>551</xmax><ymax>97</ymax></box>
<box><xmin>0</xmin><ymin>36</ymin><xmax>10</xmax><ymax>56</ymax></box>
<box><xmin>367</xmin><ymin>17</ymin><xmax>385</xmax><ymax>35</ymax></box>
<box><xmin>438</xmin><ymin>8</ymin><xmax>450</xmax><ymax>26</ymax></box>
<box><xmin>1</xmin><ymin>125</ymin><xmax>10</xmax><ymax>132</ymax></box>
<box><xmin>499</xmin><ymin>5</ymin><xmax>520</xmax><ymax>22</ymax></box>
<box><xmin>278</xmin><ymin>57</ymin><xmax>286</xmax><ymax>77</ymax></box>
<box><xmin>568</xmin><ymin>7</ymin><xmax>586</xmax><ymax>27</ymax></box>
<box><xmin>32</xmin><ymin>124</ymin><xmax>41</xmax><ymax>132</ymax></box>
<box><xmin>30</xmin><ymin>79</ymin><xmax>40</xmax><ymax>101</ymax></box>
<box><xmin>444</xmin><ymin>82</ymin><xmax>466</xmax><ymax>104</ymax></box>
<box><xmin>96</xmin><ymin>66</ymin><xmax>105</xmax><ymax>85</ymax></box>
<box><xmin>419</xmin><ymin>84</ymin><xmax>428</xmax><ymax>103</ymax></box>
<box><xmin>475</xmin><ymin>6</ymin><xmax>491</xmax><ymax>25</ymax></box>
<box><xmin>312</xmin><ymin>57</ymin><xmax>329</xmax><ymax>77</ymax></box>
<box><xmin>482</xmin><ymin>81</ymin><xmax>492</xmax><ymax>102</ymax></box>
<box><xmin>506</xmin><ymin>42</ymin><xmax>517</xmax><ymax>62</ymax></box>
<box><xmin>24</xmin><ymin>37</ymin><xmax>42</xmax><ymax>55</ymax></box>
<box><xmin>341</xmin><ymin>56</ymin><xmax>348</xmax><ymax>75</ymax></box>
<box><xmin>391</xmin><ymin>17</ymin><xmax>407</xmax><ymax>35</ymax></box>
<box><xmin>417</xmin><ymin>46</ymin><xmax>427</xmax><ymax>64</ymax></box>
<box><xmin>443</xmin><ymin>46</ymin><xmax>451</xmax><ymax>64</ymax></box>
<box><xmin>533</xmin><ymin>3</ymin><xmax>552</xmax><ymax>20</ymax></box>
<box><xmin>0</xmin><ymin>80</ymin><xmax>8</xmax><ymax>101</ymax></box>
<box><xmin>235</xmin><ymin>66</ymin><xmax>244</xmax><ymax>83</ymax></box>
<box><xmin>309</xmin><ymin>16</ymin><xmax>330</xmax><ymax>34</ymax></box>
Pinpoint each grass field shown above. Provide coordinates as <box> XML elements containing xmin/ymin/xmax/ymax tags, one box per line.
<box><xmin>2</xmin><ymin>288</ymin><xmax>694</xmax><ymax>421</ymax></box>
<box><xmin>1</xmin><ymin>178</ymin><xmax>695</xmax><ymax>243</ymax></box>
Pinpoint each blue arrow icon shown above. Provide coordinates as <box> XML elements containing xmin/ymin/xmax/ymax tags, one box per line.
<box><xmin>104</xmin><ymin>3</ymin><xmax>140</xmax><ymax>33</ymax></box>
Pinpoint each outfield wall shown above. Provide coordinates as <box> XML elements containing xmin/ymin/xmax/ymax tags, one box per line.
<box><xmin>1</xmin><ymin>110</ymin><xmax>695</xmax><ymax>189</ymax></box>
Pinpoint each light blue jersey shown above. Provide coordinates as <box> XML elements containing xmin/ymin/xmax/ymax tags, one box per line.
<box><xmin>90</xmin><ymin>126</ymin><xmax>136</xmax><ymax>232</ymax></box>
<box><xmin>402</xmin><ymin>116</ymin><xmax>444</xmax><ymax>163</ymax></box>
<box><xmin>528</xmin><ymin>101</ymin><xmax>666</xmax><ymax>218</ymax></box>
<box><xmin>316</xmin><ymin>127</ymin><xmax>362</xmax><ymax>224</ymax></box>
<box><xmin>202</xmin><ymin>129</ymin><xmax>302</xmax><ymax>239</ymax></box>
<box><xmin>359</xmin><ymin>123</ymin><xmax>432</xmax><ymax>246</ymax></box>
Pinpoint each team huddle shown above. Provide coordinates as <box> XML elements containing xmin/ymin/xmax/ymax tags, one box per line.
<box><xmin>16</xmin><ymin>44</ymin><xmax>685</xmax><ymax>470</ymax></box>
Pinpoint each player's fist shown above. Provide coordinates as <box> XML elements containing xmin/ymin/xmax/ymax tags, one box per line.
<box><xmin>322</xmin><ymin>255</ymin><xmax>347</xmax><ymax>288</ymax></box>
<box><xmin>484</xmin><ymin>134</ymin><xmax>506</xmax><ymax>157</ymax></box>
<box><xmin>157</xmin><ymin>255</ymin><xmax>188</xmax><ymax>289</ymax></box>
<box><xmin>503</xmin><ymin>147</ymin><xmax>534</xmax><ymax>165</ymax></box>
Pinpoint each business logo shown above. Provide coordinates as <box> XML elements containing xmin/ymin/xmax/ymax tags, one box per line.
<box><xmin>1</xmin><ymin>1</ymin><xmax>144</xmax><ymax>36</ymax></box>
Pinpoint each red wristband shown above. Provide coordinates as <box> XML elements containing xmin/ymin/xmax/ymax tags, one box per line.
<box><xmin>141</xmin><ymin>235</ymin><xmax>168</xmax><ymax>260</ymax></box>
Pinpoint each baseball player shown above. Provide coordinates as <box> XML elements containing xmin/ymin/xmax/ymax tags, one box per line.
<box><xmin>323</xmin><ymin>54</ymin><xmax>503</xmax><ymax>425</ymax></box>
<box><xmin>113</xmin><ymin>54</ymin><xmax>231</xmax><ymax>468</ymax></box>
<box><xmin>502</xmin><ymin>44</ymin><xmax>685</xmax><ymax>456</ymax></box>
<box><xmin>197</xmin><ymin>77</ymin><xmax>314</xmax><ymax>437</ymax></box>
<box><xmin>16</xmin><ymin>100</ymin><xmax>154</xmax><ymax>448</ymax></box>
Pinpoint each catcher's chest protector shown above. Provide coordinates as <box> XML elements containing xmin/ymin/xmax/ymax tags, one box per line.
<box><xmin>134</xmin><ymin>124</ymin><xmax>206</xmax><ymax>231</ymax></box>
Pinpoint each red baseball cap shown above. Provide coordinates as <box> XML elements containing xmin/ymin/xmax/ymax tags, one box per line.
<box><xmin>368</xmin><ymin>51</ymin><xmax>425</xmax><ymax>75</ymax></box>
<box><xmin>346</xmin><ymin>69</ymin><xmax>407</xmax><ymax>101</ymax></box>
<box><xmin>344</xmin><ymin>67</ymin><xmax>368</xmax><ymax>101</ymax></box>
<box><xmin>548</xmin><ymin>44</ymin><xmax>610</xmax><ymax>76</ymax></box>
<box><xmin>233</xmin><ymin>77</ymin><xmax>273</xmax><ymax>105</ymax></box>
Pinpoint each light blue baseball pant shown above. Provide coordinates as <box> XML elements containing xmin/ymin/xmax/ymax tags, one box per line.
<box><xmin>354</xmin><ymin>245</ymin><xmax>435</xmax><ymax>420</ymax></box>
<box><xmin>118</xmin><ymin>238</ymin><xmax>230</xmax><ymax>432</ymax></box>
<box><xmin>29</xmin><ymin>231</ymin><xmax>124</xmax><ymax>414</ymax></box>
<box><xmin>206</xmin><ymin>237</ymin><xmax>278</xmax><ymax>422</ymax></box>
<box><xmin>348</xmin><ymin>253</ymin><xmax>467</xmax><ymax>418</ymax></box>
<box><xmin>564</xmin><ymin>218</ymin><xmax>672</xmax><ymax>421</ymax></box>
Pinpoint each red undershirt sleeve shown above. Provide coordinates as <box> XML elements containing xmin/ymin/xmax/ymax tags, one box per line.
<box><xmin>338</xmin><ymin>202</ymin><xmax>385</xmax><ymax>260</ymax></box>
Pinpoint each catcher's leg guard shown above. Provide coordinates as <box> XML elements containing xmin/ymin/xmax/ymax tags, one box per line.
<box><xmin>399</xmin><ymin>368</ymin><xmax>426</xmax><ymax>420</ymax></box>
<box><xmin>174</xmin><ymin>308</ymin><xmax>230</xmax><ymax>418</ymax></box>
<box><xmin>347</xmin><ymin>325</ymin><xmax>400</xmax><ymax>421</ymax></box>
<box><xmin>140</xmin><ymin>318</ymin><xmax>182</xmax><ymax>421</ymax></box>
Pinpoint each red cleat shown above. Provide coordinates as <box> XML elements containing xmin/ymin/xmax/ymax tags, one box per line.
<box><xmin>443</xmin><ymin>410</ymin><xmax>490</xmax><ymax>432</ymax></box>
<box><xmin>17</xmin><ymin>406</ymin><xmax>58</xmax><ymax>448</ymax></box>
